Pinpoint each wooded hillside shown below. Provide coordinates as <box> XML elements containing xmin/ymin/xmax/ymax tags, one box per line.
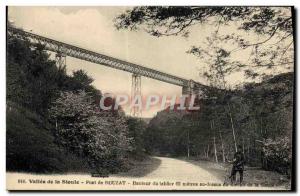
<box><xmin>145</xmin><ymin>72</ymin><xmax>293</xmax><ymax>176</ymax></box>
<box><xmin>6</xmin><ymin>33</ymin><xmax>146</xmax><ymax>174</ymax></box>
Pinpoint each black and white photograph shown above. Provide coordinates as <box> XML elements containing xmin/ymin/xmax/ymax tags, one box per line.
<box><xmin>5</xmin><ymin>5</ymin><xmax>295</xmax><ymax>191</ymax></box>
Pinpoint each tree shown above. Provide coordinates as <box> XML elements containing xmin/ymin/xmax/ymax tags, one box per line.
<box><xmin>7</xmin><ymin>36</ymin><xmax>63</xmax><ymax>115</ymax></box>
<box><xmin>62</xmin><ymin>70</ymin><xmax>101</xmax><ymax>103</ymax></box>
<box><xmin>115</xmin><ymin>6</ymin><xmax>293</xmax><ymax>80</ymax></box>
<box><xmin>116</xmin><ymin>6</ymin><xmax>294</xmax><ymax>172</ymax></box>
<box><xmin>72</xmin><ymin>69</ymin><xmax>94</xmax><ymax>86</ymax></box>
<box><xmin>126</xmin><ymin>117</ymin><xmax>148</xmax><ymax>158</ymax></box>
<box><xmin>49</xmin><ymin>90</ymin><xmax>132</xmax><ymax>173</ymax></box>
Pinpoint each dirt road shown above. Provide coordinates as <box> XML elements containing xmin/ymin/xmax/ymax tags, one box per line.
<box><xmin>141</xmin><ymin>156</ymin><xmax>222</xmax><ymax>183</ymax></box>
<box><xmin>7</xmin><ymin>156</ymin><xmax>287</xmax><ymax>190</ymax></box>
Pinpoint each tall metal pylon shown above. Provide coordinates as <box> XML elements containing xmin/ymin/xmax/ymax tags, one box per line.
<box><xmin>182</xmin><ymin>80</ymin><xmax>194</xmax><ymax>107</ymax></box>
<box><xmin>55</xmin><ymin>52</ymin><xmax>66</xmax><ymax>73</ymax></box>
<box><xmin>131</xmin><ymin>73</ymin><xmax>142</xmax><ymax>117</ymax></box>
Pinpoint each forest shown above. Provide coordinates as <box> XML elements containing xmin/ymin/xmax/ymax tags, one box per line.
<box><xmin>6</xmin><ymin>32</ymin><xmax>146</xmax><ymax>174</ymax></box>
<box><xmin>114</xmin><ymin>6</ymin><xmax>294</xmax><ymax>176</ymax></box>
<box><xmin>144</xmin><ymin>72</ymin><xmax>293</xmax><ymax>176</ymax></box>
<box><xmin>6</xmin><ymin>32</ymin><xmax>293</xmax><ymax>177</ymax></box>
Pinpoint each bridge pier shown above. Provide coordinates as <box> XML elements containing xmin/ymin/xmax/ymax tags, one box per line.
<box><xmin>131</xmin><ymin>73</ymin><xmax>142</xmax><ymax>117</ymax></box>
<box><xmin>182</xmin><ymin>80</ymin><xmax>194</xmax><ymax>107</ymax></box>
<box><xmin>55</xmin><ymin>52</ymin><xmax>66</xmax><ymax>73</ymax></box>
<box><xmin>182</xmin><ymin>80</ymin><xmax>203</xmax><ymax>108</ymax></box>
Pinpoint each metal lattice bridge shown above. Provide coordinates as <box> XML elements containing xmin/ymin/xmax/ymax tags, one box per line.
<box><xmin>8</xmin><ymin>26</ymin><xmax>208</xmax><ymax>116</ymax></box>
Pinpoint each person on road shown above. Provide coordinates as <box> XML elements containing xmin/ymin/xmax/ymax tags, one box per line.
<box><xmin>230</xmin><ymin>145</ymin><xmax>245</xmax><ymax>185</ymax></box>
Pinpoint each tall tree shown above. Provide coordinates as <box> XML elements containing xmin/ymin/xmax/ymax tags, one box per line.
<box><xmin>115</xmin><ymin>6</ymin><xmax>294</xmax><ymax>80</ymax></box>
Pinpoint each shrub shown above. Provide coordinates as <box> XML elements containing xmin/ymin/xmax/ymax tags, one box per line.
<box><xmin>6</xmin><ymin>102</ymin><xmax>90</xmax><ymax>173</ymax></box>
<box><xmin>262</xmin><ymin>136</ymin><xmax>292</xmax><ymax>176</ymax></box>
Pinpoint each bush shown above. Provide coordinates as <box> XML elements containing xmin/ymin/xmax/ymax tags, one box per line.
<box><xmin>262</xmin><ymin>136</ymin><xmax>292</xmax><ymax>176</ymax></box>
<box><xmin>6</xmin><ymin>102</ymin><xmax>90</xmax><ymax>173</ymax></box>
<box><xmin>49</xmin><ymin>91</ymin><xmax>133</xmax><ymax>173</ymax></box>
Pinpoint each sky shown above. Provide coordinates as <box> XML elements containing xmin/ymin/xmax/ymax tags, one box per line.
<box><xmin>8</xmin><ymin>6</ymin><xmax>293</xmax><ymax>117</ymax></box>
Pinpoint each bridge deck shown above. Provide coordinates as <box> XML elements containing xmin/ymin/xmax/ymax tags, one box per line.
<box><xmin>8</xmin><ymin>26</ymin><xmax>206</xmax><ymax>89</ymax></box>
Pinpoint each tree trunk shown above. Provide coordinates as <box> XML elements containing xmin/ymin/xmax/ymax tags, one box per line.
<box><xmin>227</xmin><ymin>103</ymin><xmax>237</xmax><ymax>152</ymax></box>
<box><xmin>242</xmin><ymin>137</ymin><xmax>245</xmax><ymax>154</ymax></box>
<box><xmin>219</xmin><ymin>129</ymin><xmax>226</xmax><ymax>162</ymax></box>
<box><xmin>211</xmin><ymin>120</ymin><xmax>218</xmax><ymax>163</ymax></box>
<box><xmin>206</xmin><ymin>144</ymin><xmax>210</xmax><ymax>158</ymax></box>
<box><xmin>248</xmin><ymin>138</ymin><xmax>251</xmax><ymax>158</ymax></box>
<box><xmin>213</xmin><ymin>136</ymin><xmax>218</xmax><ymax>163</ymax></box>
<box><xmin>187</xmin><ymin>129</ymin><xmax>190</xmax><ymax>159</ymax></box>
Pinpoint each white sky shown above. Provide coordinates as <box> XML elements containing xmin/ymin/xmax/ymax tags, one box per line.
<box><xmin>7</xmin><ymin>6</ymin><xmax>293</xmax><ymax>117</ymax></box>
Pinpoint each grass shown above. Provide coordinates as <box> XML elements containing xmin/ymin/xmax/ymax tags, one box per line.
<box><xmin>181</xmin><ymin>157</ymin><xmax>291</xmax><ymax>189</ymax></box>
<box><xmin>115</xmin><ymin>156</ymin><xmax>161</xmax><ymax>178</ymax></box>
